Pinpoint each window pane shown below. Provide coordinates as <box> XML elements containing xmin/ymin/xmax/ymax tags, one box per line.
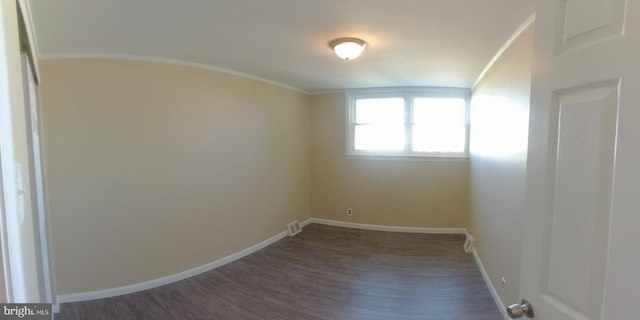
<box><xmin>355</xmin><ymin>124</ymin><xmax>405</xmax><ymax>150</ymax></box>
<box><xmin>413</xmin><ymin>125</ymin><xmax>466</xmax><ymax>152</ymax></box>
<box><xmin>355</xmin><ymin>98</ymin><xmax>404</xmax><ymax>124</ymax></box>
<box><xmin>413</xmin><ymin>98</ymin><xmax>466</xmax><ymax>125</ymax></box>
<box><xmin>412</xmin><ymin>97</ymin><xmax>466</xmax><ymax>153</ymax></box>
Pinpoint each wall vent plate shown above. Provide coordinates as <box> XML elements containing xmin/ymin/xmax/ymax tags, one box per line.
<box><xmin>464</xmin><ymin>235</ymin><xmax>474</xmax><ymax>253</ymax></box>
<box><xmin>287</xmin><ymin>220</ymin><xmax>302</xmax><ymax>236</ymax></box>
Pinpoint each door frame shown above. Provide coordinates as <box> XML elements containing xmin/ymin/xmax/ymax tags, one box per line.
<box><xmin>0</xmin><ymin>0</ymin><xmax>27</xmax><ymax>302</ymax></box>
<box><xmin>0</xmin><ymin>0</ymin><xmax>55</xmax><ymax>305</ymax></box>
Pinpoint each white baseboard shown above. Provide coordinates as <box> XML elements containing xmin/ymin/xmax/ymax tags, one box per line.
<box><xmin>469</xmin><ymin>244</ymin><xmax>510</xmax><ymax>320</ymax></box>
<box><xmin>57</xmin><ymin>218</ymin><xmax>475</xmax><ymax>307</ymax></box>
<box><xmin>309</xmin><ymin>219</ymin><xmax>508</xmax><ymax>317</ymax></box>
<box><xmin>57</xmin><ymin>230</ymin><xmax>288</xmax><ymax>303</ymax></box>
<box><xmin>306</xmin><ymin>218</ymin><xmax>467</xmax><ymax>234</ymax></box>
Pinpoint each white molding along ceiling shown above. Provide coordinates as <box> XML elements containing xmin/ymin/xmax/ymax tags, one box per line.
<box><xmin>26</xmin><ymin>0</ymin><xmax>535</xmax><ymax>93</ymax></box>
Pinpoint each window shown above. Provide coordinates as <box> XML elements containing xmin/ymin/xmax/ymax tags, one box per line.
<box><xmin>347</xmin><ymin>88</ymin><xmax>469</xmax><ymax>159</ymax></box>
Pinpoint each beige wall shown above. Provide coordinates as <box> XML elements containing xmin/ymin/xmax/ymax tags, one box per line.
<box><xmin>310</xmin><ymin>93</ymin><xmax>469</xmax><ymax>228</ymax></box>
<box><xmin>39</xmin><ymin>59</ymin><xmax>311</xmax><ymax>295</ymax></box>
<box><xmin>468</xmin><ymin>25</ymin><xmax>534</xmax><ymax>306</ymax></box>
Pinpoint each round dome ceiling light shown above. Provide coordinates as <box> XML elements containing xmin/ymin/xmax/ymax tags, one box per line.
<box><xmin>329</xmin><ymin>37</ymin><xmax>367</xmax><ymax>60</ymax></box>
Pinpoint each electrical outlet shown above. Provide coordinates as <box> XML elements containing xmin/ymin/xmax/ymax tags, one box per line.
<box><xmin>500</xmin><ymin>277</ymin><xmax>506</xmax><ymax>292</ymax></box>
<box><xmin>347</xmin><ymin>208</ymin><xmax>353</xmax><ymax>216</ymax></box>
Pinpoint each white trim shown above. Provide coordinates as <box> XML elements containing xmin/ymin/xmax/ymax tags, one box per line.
<box><xmin>472</xmin><ymin>13</ymin><xmax>536</xmax><ymax>90</ymax></box>
<box><xmin>345</xmin><ymin>88</ymin><xmax>471</xmax><ymax>160</ymax></box>
<box><xmin>345</xmin><ymin>86</ymin><xmax>471</xmax><ymax>95</ymax></box>
<box><xmin>300</xmin><ymin>217</ymin><xmax>313</xmax><ymax>227</ymax></box>
<box><xmin>0</xmin><ymin>1</ymin><xmax>26</xmax><ymax>302</ymax></box>
<box><xmin>470</xmin><ymin>244</ymin><xmax>510</xmax><ymax>320</ymax></box>
<box><xmin>307</xmin><ymin>218</ymin><xmax>467</xmax><ymax>234</ymax></box>
<box><xmin>38</xmin><ymin>53</ymin><xmax>307</xmax><ymax>94</ymax></box>
<box><xmin>22</xmin><ymin>53</ymin><xmax>56</xmax><ymax>306</ymax></box>
<box><xmin>345</xmin><ymin>154</ymin><xmax>470</xmax><ymax>162</ymax></box>
<box><xmin>56</xmin><ymin>218</ymin><xmax>469</xmax><ymax>304</ymax></box>
<box><xmin>16</xmin><ymin>0</ymin><xmax>40</xmax><ymax>83</ymax></box>
<box><xmin>57</xmin><ymin>230</ymin><xmax>288</xmax><ymax>303</ymax></box>
<box><xmin>310</xmin><ymin>86</ymin><xmax>471</xmax><ymax>97</ymax></box>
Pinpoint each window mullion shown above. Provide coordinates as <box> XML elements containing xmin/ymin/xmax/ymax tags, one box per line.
<box><xmin>405</xmin><ymin>96</ymin><xmax>413</xmax><ymax>153</ymax></box>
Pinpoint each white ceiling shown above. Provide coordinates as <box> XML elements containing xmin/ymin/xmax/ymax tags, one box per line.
<box><xmin>26</xmin><ymin>0</ymin><xmax>536</xmax><ymax>93</ymax></box>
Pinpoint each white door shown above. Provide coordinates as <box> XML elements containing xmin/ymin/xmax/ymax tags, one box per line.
<box><xmin>516</xmin><ymin>0</ymin><xmax>640</xmax><ymax>319</ymax></box>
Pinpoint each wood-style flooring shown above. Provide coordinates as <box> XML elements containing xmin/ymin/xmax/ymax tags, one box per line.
<box><xmin>55</xmin><ymin>223</ymin><xmax>502</xmax><ymax>320</ymax></box>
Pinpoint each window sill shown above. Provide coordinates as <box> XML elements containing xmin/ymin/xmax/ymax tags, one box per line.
<box><xmin>346</xmin><ymin>154</ymin><xmax>469</xmax><ymax>162</ymax></box>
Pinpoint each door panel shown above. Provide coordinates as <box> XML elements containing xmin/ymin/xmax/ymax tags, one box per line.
<box><xmin>555</xmin><ymin>0</ymin><xmax>626</xmax><ymax>53</ymax></box>
<box><xmin>542</xmin><ymin>81</ymin><xmax>617</xmax><ymax>318</ymax></box>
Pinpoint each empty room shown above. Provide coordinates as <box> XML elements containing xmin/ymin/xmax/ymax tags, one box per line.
<box><xmin>1</xmin><ymin>0</ymin><xmax>638</xmax><ymax>319</ymax></box>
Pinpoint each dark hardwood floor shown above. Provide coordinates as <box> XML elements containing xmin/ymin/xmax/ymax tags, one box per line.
<box><xmin>55</xmin><ymin>223</ymin><xmax>502</xmax><ymax>320</ymax></box>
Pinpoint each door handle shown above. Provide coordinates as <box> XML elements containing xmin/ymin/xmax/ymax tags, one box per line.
<box><xmin>507</xmin><ymin>299</ymin><xmax>534</xmax><ymax>318</ymax></box>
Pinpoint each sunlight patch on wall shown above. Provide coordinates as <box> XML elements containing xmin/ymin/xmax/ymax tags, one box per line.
<box><xmin>470</xmin><ymin>95</ymin><xmax>529</xmax><ymax>158</ymax></box>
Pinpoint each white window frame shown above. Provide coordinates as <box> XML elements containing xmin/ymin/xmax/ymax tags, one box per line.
<box><xmin>346</xmin><ymin>87</ymin><xmax>470</xmax><ymax>160</ymax></box>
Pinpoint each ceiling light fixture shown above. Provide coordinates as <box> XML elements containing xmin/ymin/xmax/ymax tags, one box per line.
<box><xmin>329</xmin><ymin>37</ymin><xmax>367</xmax><ymax>60</ymax></box>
